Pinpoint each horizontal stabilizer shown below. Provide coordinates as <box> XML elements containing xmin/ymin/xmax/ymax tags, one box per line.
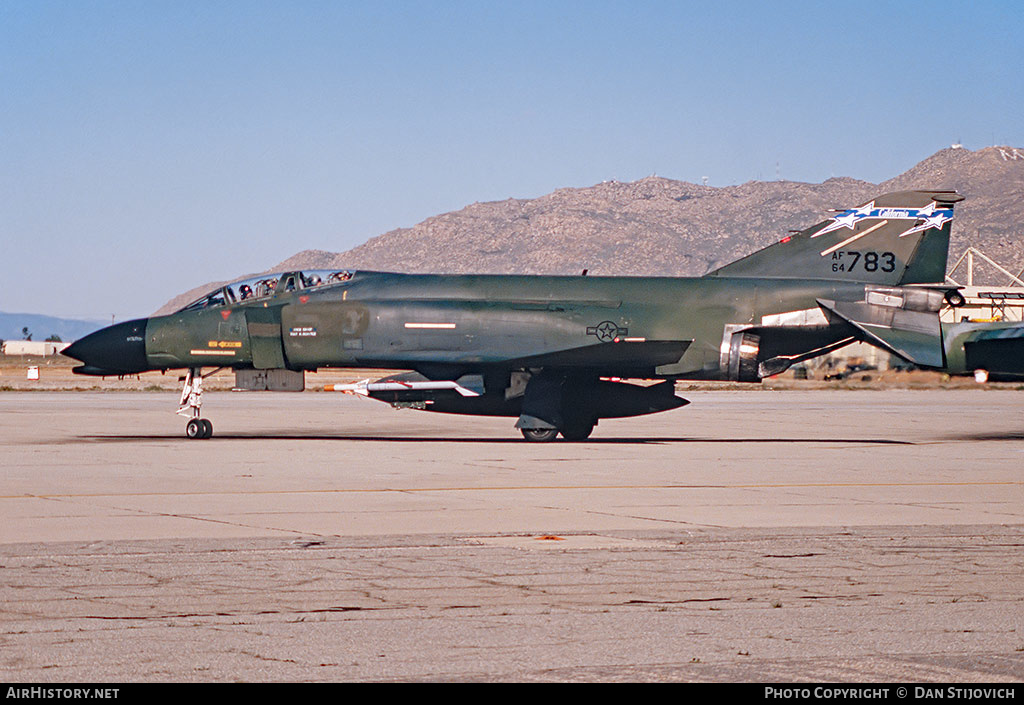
<box><xmin>818</xmin><ymin>298</ymin><xmax>945</xmax><ymax>368</ymax></box>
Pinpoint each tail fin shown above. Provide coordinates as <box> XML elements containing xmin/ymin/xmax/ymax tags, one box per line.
<box><xmin>706</xmin><ymin>190</ymin><xmax>964</xmax><ymax>285</ymax></box>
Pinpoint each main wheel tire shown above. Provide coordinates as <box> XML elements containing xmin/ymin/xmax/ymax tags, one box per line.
<box><xmin>559</xmin><ymin>422</ymin><xmax>595</xmax><ymax>441</ymax></box>
<box><xmin>186</xmin><ymin>418</ymin><xmax>204</xmax><ymax>439</ymax></box>
<box><xmin>521</xmin><ymin>428</ymin><xmax>558</xmax><ymax>442</ymax></box>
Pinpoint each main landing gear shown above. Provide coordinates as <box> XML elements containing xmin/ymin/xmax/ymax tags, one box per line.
<box><xmin>179</xmin><ymin>367</ymin><xmax>213</xmax><ymax>439</ymax></box>
<box><xmin>520</xmin><ymin>419</ymin><xmax>596</xmax><ymax>442</ymax></box>
<box><xmin>521</xmin><ymin>428</ymin><xmax>558</xmax><ymax>442</ymax></box>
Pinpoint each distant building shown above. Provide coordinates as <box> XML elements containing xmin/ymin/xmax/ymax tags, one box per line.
<box><xmin>1</xmin><ymin>340</ymin><xmax>71</xmax><ymax>356</ymax></box>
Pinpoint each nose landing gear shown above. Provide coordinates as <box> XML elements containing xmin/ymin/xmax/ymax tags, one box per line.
<box><xmin>178</xmin><ymin>368</ymin><xmax>214</xmax><ymax>439</ymax></box>
<box><xmin>185</xmin><ymin>417</ymin><xmax>213</xmax><ymax>439</ymax></box>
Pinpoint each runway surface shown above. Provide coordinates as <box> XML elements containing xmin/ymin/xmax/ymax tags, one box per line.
<box><xmin>1</xmin><ymin>389</ymin><xmax>1023</xmax><ymax>681</ymax></box>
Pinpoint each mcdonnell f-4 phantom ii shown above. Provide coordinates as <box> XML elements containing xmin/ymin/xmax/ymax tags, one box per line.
<box><xmin>64</xmin><ymin>189</ymin><xmax>968</xmax><ymax>441</ymax></box>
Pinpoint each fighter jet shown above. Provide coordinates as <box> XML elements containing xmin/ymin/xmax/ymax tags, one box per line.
<box><xmin>63</xmin><ymin>190</ymin><xmax>965</xmax><ymax>440</ymax></box>
<box><xmin>941</xmin><ymin>319</ymin><xmax>1024</xmax><ymax>382</ymax></box>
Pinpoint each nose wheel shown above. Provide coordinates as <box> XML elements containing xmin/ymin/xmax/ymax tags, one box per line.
<box><xmin>178</xmin><ymin>368</ymin><xmax>214</xmax><ymax>439</ymax></box>
<box><xmin>185</xmin><ymin>417</ymin><xmax>213</xmax><ymax>439</ymax></box>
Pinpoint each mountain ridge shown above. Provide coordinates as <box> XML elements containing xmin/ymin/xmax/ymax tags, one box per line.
<box><xmin>0</xmin><ymin>312</ymin><xmax>105</xmax><ymax>343</ymax></box>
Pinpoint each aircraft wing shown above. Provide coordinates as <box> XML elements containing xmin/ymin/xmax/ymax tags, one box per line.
<box><xmin>504</xmin><ymin>340</ymin><xmax>691</xmax><ymax>375</ymax></box>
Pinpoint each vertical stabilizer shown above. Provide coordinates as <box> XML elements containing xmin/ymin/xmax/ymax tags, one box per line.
<box><xmin>707</xmin><ymin>190</ymin><xmax>963</xmax><ymax>284</ymax></box>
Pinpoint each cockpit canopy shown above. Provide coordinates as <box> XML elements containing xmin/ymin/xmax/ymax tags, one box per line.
<box><xmin>178</xmin><ymin>270</ymin><xmax>355</xmax><ymax>312</ymax></box>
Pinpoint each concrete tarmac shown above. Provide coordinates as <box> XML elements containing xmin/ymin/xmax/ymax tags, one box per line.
<box><xmin>1</xmin><ymin>389</ymin><xmax>1023</xmax><ymax>681</ymax></box>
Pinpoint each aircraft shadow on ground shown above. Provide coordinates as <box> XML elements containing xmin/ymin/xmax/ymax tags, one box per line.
<box><xmin>939</xmin><ymin>432</ymin><xmax>1024</xmax><ymax>442</ymax></box>
<box><xmin>73</xmin><ymin>433</ymin><xmax>918</xmax><ymax>445</ymax></box>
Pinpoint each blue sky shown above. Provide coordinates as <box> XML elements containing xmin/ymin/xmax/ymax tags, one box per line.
<box><xmin>2</xmin><ymin>0</ymin><xmax>1022</xmax><ymax>320</ymax></box>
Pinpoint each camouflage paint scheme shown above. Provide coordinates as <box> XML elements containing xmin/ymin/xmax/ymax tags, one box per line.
<box><xmin>942</xmin><ymin>320</ymin><xmax>1024</xmax><ymax>380</ymax></box>
<box><xmin>67</xmin><ymin>190</ymin><xmax>988</xmax><ymax>440</ymax></box>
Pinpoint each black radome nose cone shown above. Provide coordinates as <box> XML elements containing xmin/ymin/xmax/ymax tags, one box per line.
<box><xmin>63</xmin><ymin>319</ymin><xmax>150</xmax><ymax>375</ymax></box>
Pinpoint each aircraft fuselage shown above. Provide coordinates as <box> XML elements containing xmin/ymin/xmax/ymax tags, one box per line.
<box><xmin>127</xmin><ymin>271</ymin><xmax>864</xmax><ymax>381</ymax></box>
